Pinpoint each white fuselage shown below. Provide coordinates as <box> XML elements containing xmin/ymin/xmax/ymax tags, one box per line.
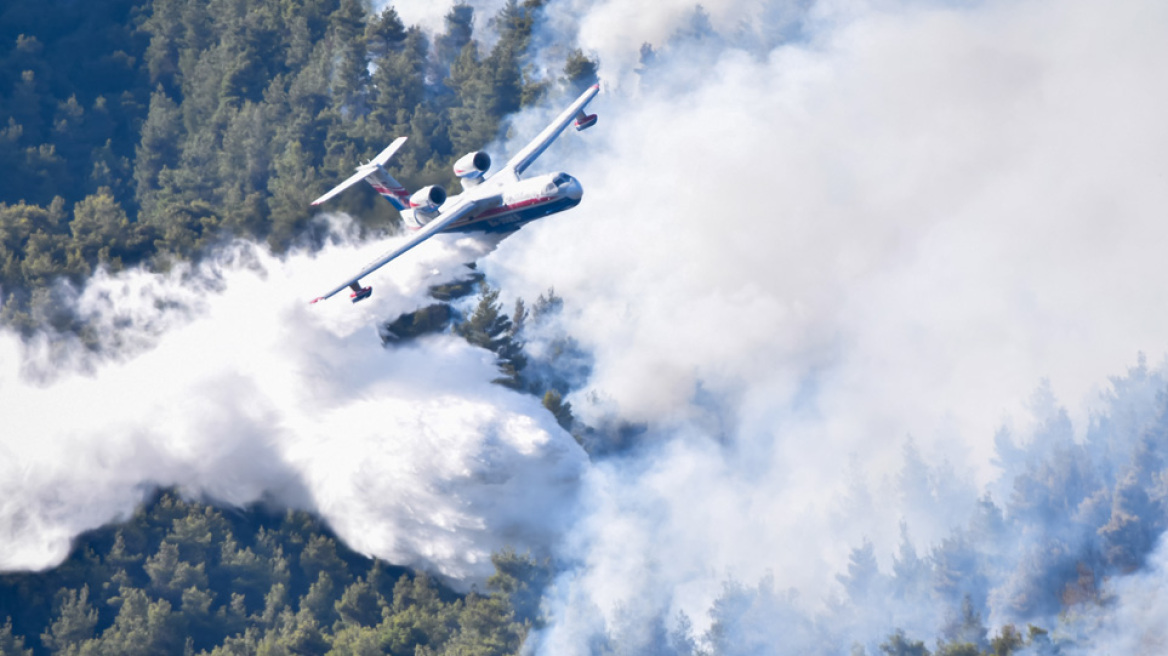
<box><xmin>401</xmin><ymin>172</ymin><xmax>583</xmax><ymax>234</ymax></box>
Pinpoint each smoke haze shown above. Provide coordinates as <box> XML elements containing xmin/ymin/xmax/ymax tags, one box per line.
<box><xmin>4</xmin><ymin>0</ymin><xmax>1168</xmax><ymax>653</ymax></box>
<box><xmin>482</xmin><ymin>0</ymin><xmax>1168</xmax><ymax>651</ymax></box>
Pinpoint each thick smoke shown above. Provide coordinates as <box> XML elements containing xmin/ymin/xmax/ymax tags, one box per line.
<box><xmin>472</xmin><ymin>0</ymin><xmax>1168</xmax><ymax>651</ymax></box>
<box><xmin>0</xmin><ymin>225</ymin><xmax>585</xmax><ymax>585</ymax></box>
<box><xmin>1071</xmin><ymin>533</ymin><xmax>1168</xmax><ymax>655</ymax></box>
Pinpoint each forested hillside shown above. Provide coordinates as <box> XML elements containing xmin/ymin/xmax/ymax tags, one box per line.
<box><xmin>0</xmin><ymin>0</ymin><xmax>598</xmax><ymax>332</ymax></box>
<box><xmin>10</xmin><ymin>1</ymin><xmax>1166</xmax><ymax>655</ymax></box>
<box><xmin>0</xmin><ymin>491</ymin><xmax>551</xmax><ymax>655</ymax></box>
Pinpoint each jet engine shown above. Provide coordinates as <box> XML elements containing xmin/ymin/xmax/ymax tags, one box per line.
<box><xmin>409</xmin><ymin>185</ymin><xmax>447</xmax><ymax>213</ymax></box>
<box><xmin>453</xmin><ymin>151</ymin><xmax>491</xmax><ymax>187</ymax></box>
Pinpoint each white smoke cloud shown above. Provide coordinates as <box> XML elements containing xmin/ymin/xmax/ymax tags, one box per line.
<box><xmin>478</xmin><ymin>0</ymin><xmax>1168</xmax><ymax>648</ymax></box>
<box><xmin>0</xmin><ymin>225</ymin><xmax>585</xmax><ymax>585</ymax></box>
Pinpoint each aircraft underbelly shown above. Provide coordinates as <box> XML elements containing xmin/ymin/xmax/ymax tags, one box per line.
<box><xmin>442</xmin><ymin>195</ymin><xmax>581</xmax><ymax>234</ymax></box>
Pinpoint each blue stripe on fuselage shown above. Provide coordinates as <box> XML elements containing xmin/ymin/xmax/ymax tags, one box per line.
<box><xmin>441</xmin><ymin>196</ymin><xmax>581</xmax><ymax>234</ymax></box>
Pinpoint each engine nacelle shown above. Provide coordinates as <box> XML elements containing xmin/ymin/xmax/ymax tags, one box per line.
<box><xmin>575</xmin><ymin>113</ymin><xmax>598</xmax><ymax>131</ymax></box>
<box><xmin>409</xmin><ymin>185</ymin><xmax>447</xmax><ymax>213</ymax></box>
<box><xmin>453</xmin><ymin>151</ymin><xmax>491</xmax><ymax>180</ymax></box>
<box><xmin>349</xmin><ymin>285</ymin><xmax>372</xmax><ymax>303</ymax></box>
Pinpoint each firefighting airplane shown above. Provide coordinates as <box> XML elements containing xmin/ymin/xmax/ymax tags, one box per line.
<box><xmin>309</xmin><ymin>84</ymin><xmax>600</xmax><ymax>303</ymax></box>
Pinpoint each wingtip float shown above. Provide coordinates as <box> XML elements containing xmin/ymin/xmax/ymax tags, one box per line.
<box><xmin>307</xmin><ymin>85</ymin><xmax>601</xmax><ymax>305</ymax></box>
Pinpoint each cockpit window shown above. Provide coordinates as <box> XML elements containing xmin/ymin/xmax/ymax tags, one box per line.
<box><xmin>553</xmin><ymin>173</ymin><xmax>572</xmax><ymax>186</ymax></box>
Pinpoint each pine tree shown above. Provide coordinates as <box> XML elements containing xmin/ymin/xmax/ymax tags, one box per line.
<box><xmin>335</xmin><ymin>578</ymin><xmax>383</xmax><ymax>628</ymax></box>
<box><xmin>457</xmin><ymin>283</ymin><xmax>512</xmax><ymax>351</ymax></box>
<box><xmin>134</xmin><ymin>88</ymin><xmax>182</xmax><ymax>215</ymax></box>
<box><xmin>837</xmin><ymin>538</ymin><xmax>883</xmax><ymax>604</ymax></box>
<box><xmin>298</xmin><ymin>572</ymin><xmax>338</xmax><ymax>626</ymax></box>
<box><xmin>266</xmin><ymin>140</ymin><xmax>317</xmax><ymax>249</ymax></box>
<box><xmin>68</xmin><ymin>191</ymin><xmax>133</xmax><ymax>274</ymax></box>
<box><xmin>456</xmin><ymin>283</ymin><xmax>530</xmax><ymax>387</ymax></box>
<box><xmin>325</xmin><ymin>0</ymin><xmax>371</xmax><ymax>118</ymax></box>
<box><xmin>144</xmin><ymin>542</ymin><xmax>209</xmax><ymax>602</ymax></box>
<box><xmin>434</xmin><ymin>4</ymin><xmax>476</xmax><ymax>76</ymax></box>
<box><xmin>989</xmin><ymin>625</ymin><xmax>1024</xmax><ymax>656</ymax></box>
<box><xmin>365</xmin><ymin>7</ymin><xmax>408</xmax><ymax>61</ymax></box>
<box><xmin>40</xmin><ymin>586</ymin><xmax>98</xmax><ymax>653</ymax></box>
<box><xmin>0</xmin><ymin>618</ymin><xmax>32</xmax><ymax>656</ymax></box>
<box><xmin>486</xmin><ymin>549</ymin><xmax>551</xmax><ymax>625</ymax></box>
<box><xmin>891</xmin><ymin>521</ymin><xmax>929</xmax><ymax>601</ymax></box>
<box><xmin>942</xmin><ymin>594</ymin><xmax>988</xmax><ymax>649</ymax></box>
<box><xmin>563</xmin><ymin>49</ymin><xmax>599</xmax><ymax>94</ymax></box>
<box><xmin>542</xmin><ymin>389</ymin><xmax>574</xmax><ymax>431</ymax></box>
<box><xmin>879</xmin><ymin>630</ymin><xmax>930</xmax><ymax>656</ymax></box>
<box><xmin>299</xmin><ymin>534</ymin><xmax>350</xmax><ymax>586</ymax></box>
<box><xmin>509</xmin><ymin>298</ymin><xmax>527</xmax><ymax>337</ymax></box>
<box><xmin>532</xmin><ymin>287</ymin><xmax>562</xmax><ymax>319</ymax></box>
<box><xmin>370</xmin><ymin>27</ymin><xmax>428</xmax><ymax>132</ymax></box>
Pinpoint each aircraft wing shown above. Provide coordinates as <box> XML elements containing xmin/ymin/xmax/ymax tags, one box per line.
<box><xmin>311</xmin><ymin>193</ymin><xmax>503</xmax><ymax>303</ymax></box>
<box><xmin>500</xmin><ymin>84</ymin><xmax>600</xmax><ymax>178</ymax></box>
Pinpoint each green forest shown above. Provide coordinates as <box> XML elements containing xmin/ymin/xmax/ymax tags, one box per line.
<box><xmin>0</xmin><ymin>486</ymin><xmax>1054</xmax><ymax>656</ymax></box>
<box><xmin>0</xmin><ymin>491</ymin><xmax>551</xmax><ymax>655</ymax></box>
<box><xmin>0</xmin><ymin>0</ymin><xmax>598</xmax><ymax>333</ymax></box>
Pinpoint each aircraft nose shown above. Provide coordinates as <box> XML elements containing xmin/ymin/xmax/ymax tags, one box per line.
<box><xmin>565</xmin><ymin>176</ymin><xmax>583</xmax><ymax>200</ymax></box>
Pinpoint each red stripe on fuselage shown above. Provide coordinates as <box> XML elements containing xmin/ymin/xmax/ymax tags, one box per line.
<box><xmin>369</xmin><ymin>184</ymin><xmax>408</xmax><ymax>198</ymax></box>
<box><xmin>439</xmin><ymin>194</ymin><xmax>559</xmax><ymax>231</ymax></box>
<box><xmin>474</xmin><ymin>195</ymin><xmax>554</xmax><ymax>220</ymax></box>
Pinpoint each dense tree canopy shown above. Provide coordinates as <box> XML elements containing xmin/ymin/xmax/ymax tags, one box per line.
<box><xmin>0</xmin><ymin>491</ymin><xmax>551</xmax><ymax>656</ymax></box>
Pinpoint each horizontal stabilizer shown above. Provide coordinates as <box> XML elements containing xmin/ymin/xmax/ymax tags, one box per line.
<box><xmin>574</xmin><ymin>112</ymin><xmax>598</xmax><ymax>131</ymax></box>
<box><xmin>349</xmin><ymin>282</ymin><xmax>372</xmax><ymax>303</ymax></box>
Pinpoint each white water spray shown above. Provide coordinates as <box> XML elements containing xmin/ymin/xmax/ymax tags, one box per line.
<box><xmin>0</xmin><ymin>222</ymin><xmax>585</xmax><ymax>585</ymax></box>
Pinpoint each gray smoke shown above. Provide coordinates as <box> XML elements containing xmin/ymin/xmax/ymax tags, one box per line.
<box><xmin>471</xmin><ymin>0</ymin><xmax>1168</xmax><ymax>651</ymax></box>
